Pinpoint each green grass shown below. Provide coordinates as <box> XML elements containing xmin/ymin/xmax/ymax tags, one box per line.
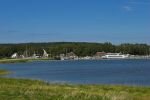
<box><xmin>0</xmin><ymin>78</ymin><xmax>150</xmax><ymax>100</ymax></box>
<box><xmin>0</xmin><ymin>70</ymin><xmax>150</xmax><ymax>100</ymax></box>
<box><xmin>0</xmin><ymin>59</ymin><xmax>30</xmax><ymax>64</ymax></box>
<box><xmin>0</xmin><ymin>58</ymin><xmax>51</xmax><ymax>64</ymax></box>
<box><xmin>0</xmin><ymin>70</ymin><xmax>10</xmax><ymax>75</ymax></box>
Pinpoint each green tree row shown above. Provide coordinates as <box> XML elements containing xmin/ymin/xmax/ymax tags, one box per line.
<box><xmin>0</xmin><ymin>42</ymin><xmax>149</xmax><ymax>58</ymax></box>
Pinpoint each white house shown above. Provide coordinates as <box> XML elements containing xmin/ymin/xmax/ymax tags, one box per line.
<box><xmin>11</xmin><ymin>53</ymin><xmax>18</xmax><ymax>58</ymax></box>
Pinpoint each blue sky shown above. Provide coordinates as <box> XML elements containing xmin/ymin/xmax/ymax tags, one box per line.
<box><xmin>0</xmin><ymin>0</ymin><xmax>149</xmax><ymax>44</ymax></box>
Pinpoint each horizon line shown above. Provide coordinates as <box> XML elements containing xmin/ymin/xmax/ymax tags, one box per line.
<box><xmin>0</xmin><ymin>41</ymin><xmax>149</xmax><ymax>45</ymax></box>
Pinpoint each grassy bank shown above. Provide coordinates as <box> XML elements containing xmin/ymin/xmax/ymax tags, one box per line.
<box><xmin>0</xmin><ymin>78</ymin><xmax>149</xmax><ymax>100</ymax></box>
<box><xmin>0</xmin><ymin>59</ymin><xmax>30</xmax><ymax>64</ymax></box>
<box><xmin>0</xmin><ymin>58</ymin><xmax>52</xmax><ymax>64</ymax></box>
<box><xmin>0</xmin><ymin>70</ymin><xmax>9</xmax><ymax>75</ymax></box>
<box><xmin>0</xmin><ymin>70</ymin><xmax>150</xmax><ymax>100</ymax></box>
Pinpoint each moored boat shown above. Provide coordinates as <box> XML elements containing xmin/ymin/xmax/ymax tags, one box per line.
<box><xmin>102</xmin><ymin>53</ymin><xmax>129</xmax><ymax>59</ymax></box>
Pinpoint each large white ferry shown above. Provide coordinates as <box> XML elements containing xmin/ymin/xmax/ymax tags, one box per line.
<box><xmin>102</xmin><ymin>53</ymin><xmax>129</xmax><ymax>59</ymax></box>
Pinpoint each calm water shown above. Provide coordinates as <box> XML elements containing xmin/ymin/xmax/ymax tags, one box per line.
<box><xmin>0</xmin><ymin>59</ymin><xmax>150</xmax><ymax>86</ymax></box>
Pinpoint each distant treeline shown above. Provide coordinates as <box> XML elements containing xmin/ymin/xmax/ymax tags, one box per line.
<box><xmin>0</xmin><ymin>42</ymin><xmax>150</xmax><ymax>58</ymax></box>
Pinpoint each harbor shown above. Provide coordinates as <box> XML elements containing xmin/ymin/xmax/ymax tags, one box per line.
<box><xmin>10</xmin><ymin>50</ymin><xmax>150</xmax><ymax>61</ymax></box>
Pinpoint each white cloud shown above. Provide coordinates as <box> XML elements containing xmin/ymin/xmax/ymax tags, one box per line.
<box><xmin>123</xmin><ymin>6</ymin><xmax>132</xmax><ymax>11</ymax></box>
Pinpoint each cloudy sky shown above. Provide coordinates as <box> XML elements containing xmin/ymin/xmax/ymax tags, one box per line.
<box><xmin>0</xmin><ymin>0</ymin><xmax>149</xmax><ymax>44</ymax></box>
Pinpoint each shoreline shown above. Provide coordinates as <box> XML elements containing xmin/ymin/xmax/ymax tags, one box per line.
<box><xmin>0</xmin><ymin>58</ymin><xmax>52</xmax><ymax>64</ymax></box>
<box><xmin>0</xmin><ymin>69</ymin><xmax>10</xmax><ymax>75</ymax></box>
<box><xmin>0</xmin><ymin>69</ymin><xmax>150</xmax><ymax>99</ymax></box>
<box><xmin>0</xmin><ymin>57</ymin><xmax>150</xmax><ymax>64</ymax></box>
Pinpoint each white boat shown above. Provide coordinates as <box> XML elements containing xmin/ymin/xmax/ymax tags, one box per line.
<box><xmin>43</xmin><ymin>49</ymin><xmax>49</xmax><ymax>58</ymax></box>
<box><xmin>102</xmin><ymin>53</ymin><xmax>129</xmax><ymax>59</ymax></box>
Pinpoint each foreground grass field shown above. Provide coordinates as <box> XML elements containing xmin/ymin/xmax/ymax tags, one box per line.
<box><xmin>0</xmin><ymin>70</ymin><xmax>150</xmax><ymax>100</ymax></box>
<box><xmin>0</xmin><ymin>78</ymin><xmax>150</xmax><ymax>100</ymax></box>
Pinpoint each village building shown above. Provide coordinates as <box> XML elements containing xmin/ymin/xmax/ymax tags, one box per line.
<box><xmin>60</xmin><ymin>52</ymin><xmax>78</xmax><ymax>60</ymax></box>
<box><xmin>94</xmin><ymin>52</ymin><xmax>106</xmax><ymax>59</ymax></box>
<box><xmin>11</xmin><ymin>53</ymin><xmax>18</xmax><ymax>59</ymax></box>
<box><xmin>95</xmin><ymin>52</ymin><xmax>106</xmax><ymax>57</ymax></box>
